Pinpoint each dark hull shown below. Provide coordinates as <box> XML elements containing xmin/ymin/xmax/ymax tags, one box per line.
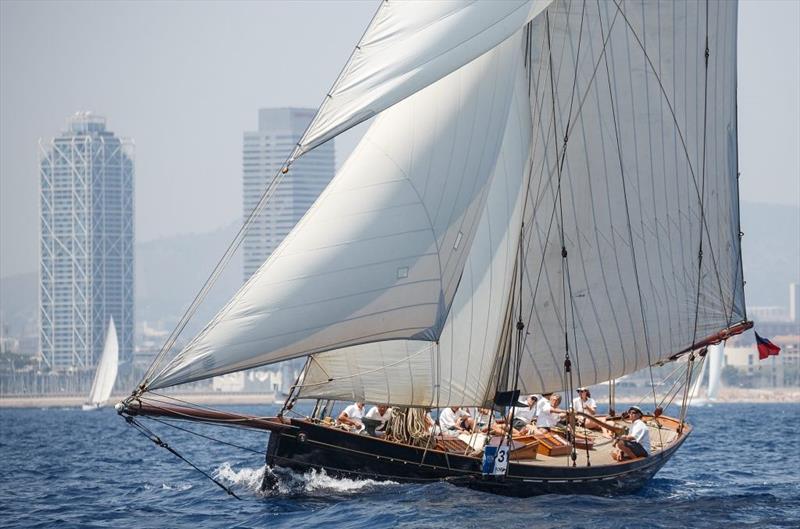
<box><xmin>265</xmin><ymin>419</ymin><xmax>690</xmax><ymax>497</ymax></box>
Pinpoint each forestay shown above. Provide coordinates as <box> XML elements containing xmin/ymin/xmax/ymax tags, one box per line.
<box><xmin>149</xmin><ymin>33</ymin><xmax>526</xmax><ymax>390</ymax></box>
<box><xmin>293</xmin><ymin>0</ymin><xmax>552</xmax><ymax>158</ymax></box>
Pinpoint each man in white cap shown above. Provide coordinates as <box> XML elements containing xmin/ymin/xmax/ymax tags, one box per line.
<box><xmin>572</xmin><ymin>387</ymin><xmax>597</xmax><ymax>414</ymax></box>
<box><xmin>511</xmin><ymin>395</ymin><xmax>539</xmax><ymax>430</ymax></box>
<box><xmin>613</xmin><ymin>406</ymin><xmax>650</xmax><ymax>460</ymax></box>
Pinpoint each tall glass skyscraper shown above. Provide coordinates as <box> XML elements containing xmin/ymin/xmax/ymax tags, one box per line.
<box><xmin>39</xmin><ymin>112</ymin><xmax>134</xmax><ymax>370</ymax></box>
<box><xmin>242</xmin><ymin>108</ymin><xmax>335</xmax><ymax>281</ymax></box>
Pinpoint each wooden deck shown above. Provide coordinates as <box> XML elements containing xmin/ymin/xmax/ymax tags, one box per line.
<box><xmin>514</xmin><ymin>418</ymin><xmax>682</xmax><ymax>467</ymax></box>
<box><xmin>434</xmin><ymin>415</ymin><xmax>684</xmax><ymax>468</ymax></box>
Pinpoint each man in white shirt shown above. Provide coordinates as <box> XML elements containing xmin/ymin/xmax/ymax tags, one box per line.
<box><xmin>535</xmin><ymin>394</ymin><xmax>567</xmax><ymax>434</ymax></box>
<box><xmin>364</xmin><ymin>404</ymin><xmax>392</xmax><ymax>437</ymax></box>
<box><xmin>438</xmin><ymin>406</ymin><xmax>473</xmax><ymax>434</ymax></box>
<box><xmin>535</xmin><ymin>393</ymin><xmax>549</xmax><ymax>416</ymax></box>
<box><xmin>337</xmin><ymin>400</ymin><xmax>365</xmax><ymax>431</ymax></box>
<box><xmin>511</xmin><ymin>395</ymin><xmax>538</xmax><ymax>430</ymax></box>
<box><xmin>365</xmin><ymin>404</ymin><xmax>392</xmax><ymax>423</ymax></box>
<box><xmin>613</xmin><ymin>406</ymin><xmax>650</xmax><ymax>460</ymax></box>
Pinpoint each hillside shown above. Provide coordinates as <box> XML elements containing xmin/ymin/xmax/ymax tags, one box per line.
<box><xmin>1</xmin><ymin>201</ymin><xmax>797</xmax><ymax>338</ymax></box>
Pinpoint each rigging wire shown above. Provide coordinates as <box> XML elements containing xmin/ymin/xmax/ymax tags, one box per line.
<box><xmin>135</xmin><ymin>161</ymin><xmax>289</xmax><ymax>394</ymax></box>
<box><xmin>679</xmin><ymin>0</ymin><xmax>713</xmax><ymax>432</ymax></box>
<box><xmin>140</xmin><ymin>416</ymin><xmax>266</xmax><ymax>455</ymax></box>
<box><xmin>123</xmin><ymin>414</ymin><xmax>242</xmax><ymax>499</ymax></box>
<box><xmin>132</xmin><ymin>0</ymin><xmax>388</xmax><ymax>398</ymax></box>
<box><xmin>545</xmin><ymin>10</ymin><xmax>579</xmax><ymax>468</ymax></box>
<box><xmin>596</xmin><ymin>0</ymin><xmax>659</xmax><ymax>413</ymax></box>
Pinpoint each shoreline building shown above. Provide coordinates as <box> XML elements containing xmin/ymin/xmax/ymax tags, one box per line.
<box><xmin>39</xmin><ymin>112</ymin><xmax>134</xmax><ymax>371</ymax></box>
<box><xmin>242</xmin><ymin>108</ymin><xmax>335</xmax><ymax>282</ymax></box>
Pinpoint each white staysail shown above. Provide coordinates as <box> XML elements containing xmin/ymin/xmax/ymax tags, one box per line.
<box><xmin>293</xmin><ymin>0</ymin><xmax>552</xmax><ymax>158</ymax></box>
<box><xmin>86</xmin><ymin>317</ymin><xmax>119</xmax><ymax>407</ymax></box>
<box><xmin>149</xmin><ymin>32</ymin><xmax>527</xmax><ymax>390</ymax></box>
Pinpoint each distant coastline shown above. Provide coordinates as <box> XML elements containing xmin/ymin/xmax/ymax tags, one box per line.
<box><xmin>1</xmin><ymin>387</ymin><xmax>798</xmax><ymax>409</ymax></box>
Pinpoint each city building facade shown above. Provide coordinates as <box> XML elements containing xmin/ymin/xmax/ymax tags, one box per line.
<box><xmin>242</xmin><ymin>108</ymin><xmax>335</xmax><ymax>281</ymax></box>
<box><xmin>39</xmin><ymin>112</ymin><xmax>134</xmax><ymax>370</ymax></box>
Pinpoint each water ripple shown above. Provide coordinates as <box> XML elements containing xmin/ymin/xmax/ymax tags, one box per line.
<box><xmin>1</xmin><ymin>403</ymin><xmax>798</xmax><ymax>528</ymax></box>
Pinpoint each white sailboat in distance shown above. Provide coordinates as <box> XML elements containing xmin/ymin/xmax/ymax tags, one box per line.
<box><xmin>690</xmin><ymin>344</ymin><xmax>725</xmax><ymax>406</ymax></box>
<box><xmin>83</xmin><ymin>317</ymin><xmax>119</xmax><ymax>411</ymax></box>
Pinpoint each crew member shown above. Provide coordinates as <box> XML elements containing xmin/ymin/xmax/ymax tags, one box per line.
<box><xmin>535</xmin><ymin>394</ymin><xmax>567</xmax><ymax>434</ymax></box>
<box><xmin>364</xmin><ymin>404</ymin><xmax>392</xmax><ymax>437</ymax></box>
<box><xmin>337</xmin><ymin>400</ymin><xmax>365</xmax><ymax>431</ymax></box>
<box><xmin>438</xmin><ymin>406</ymin><xmax>473</xmax><ymax>434</ymax></box>
<box><xmin>613</xmin><ymin>406</ymin><xmax>651</xmax><ymax>460</ymax></box>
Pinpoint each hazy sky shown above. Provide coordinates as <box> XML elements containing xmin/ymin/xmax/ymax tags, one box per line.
<box><xmin>1</xmin><ymin>0</ymin><xmax>798</xmax><ymax>278</ymax></box>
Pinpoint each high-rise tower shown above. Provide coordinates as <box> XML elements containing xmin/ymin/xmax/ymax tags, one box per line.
<box><xmin>39</xmin><ymin>112</ymin><xmax>134</xmax><ymax>370</ymax></box>
<box><xmin>242</xmin><ymin>108</ymin><xmax>335</xmax><ymax>282</ymax></box>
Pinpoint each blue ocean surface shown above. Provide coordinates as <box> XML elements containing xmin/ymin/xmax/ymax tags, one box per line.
<box><xmin>1</xmin><ymin>402</ymin><xmax>798</xmax><ymax>528</ymax></box>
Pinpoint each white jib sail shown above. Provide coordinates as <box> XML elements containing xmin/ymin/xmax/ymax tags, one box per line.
<box><xmin>88</xmin><ymin>317</ymin><xmax>119</xmax><ymax>405</ymax></box>
<box><xmin>149</xmin><ymin>32</ymin><xmax>527</xmax><ymax>390</ymax></box>
<box><xmin>294</xmin><ymin>0</ymin><xmax>552</xmax><ymax>158</ymax></box>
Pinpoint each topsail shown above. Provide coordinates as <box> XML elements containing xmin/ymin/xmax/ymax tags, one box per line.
<box><xmin>293</xmin><ymin>0</ymin><xmax>552</xmax><ymax>157</ymax></box>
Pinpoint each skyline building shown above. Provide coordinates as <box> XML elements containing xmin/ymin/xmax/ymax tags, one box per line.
<box><xmin>38</xmin><ymin>112</ymin><xmax>134</xmax><ymax>370</ymax></box>
<box><xmin>242</xmin><ymin>108</ymin><xmax>335</xmax><ymax>282</ymax></box>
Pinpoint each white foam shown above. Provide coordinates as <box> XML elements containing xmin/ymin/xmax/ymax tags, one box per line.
<box><xmin>161</xmin><ymin>482</ymin><xmax>193</xmax><ymax>492</ymax></box>
<box><xmin>213</xmin><ymin>463</ymin><xmax>397</xmax><ymax>496</ymax></box>
<box><xmin>295</xmin><ymin>468</ymin><xmax>395</xmax><ymax>494</ymax></box>
<box><xmin>214</xmin><ymin>462</ymin><xmax>266</xmax><ymax>492</ymax></box>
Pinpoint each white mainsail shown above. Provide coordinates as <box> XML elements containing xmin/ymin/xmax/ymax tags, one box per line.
<box><xmin>145</xmin><ymin>0</ymin><xmax>747</xmax><ymax>407</ymax></box>
<box><xmin>87</xmin><ymin>317</ymin><xmax>119</xmax><ymax>406</ymax></box>
<box><xmin>514</xmin><ymin>0</ymin><xmax>745</xmax><ymax>394</ymax></box>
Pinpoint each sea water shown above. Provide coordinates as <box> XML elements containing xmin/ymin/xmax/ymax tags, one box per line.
<box><xmin>0</xmin><ymin>403</ymin><xmax>798</xmax><ymax>528</ymax></box>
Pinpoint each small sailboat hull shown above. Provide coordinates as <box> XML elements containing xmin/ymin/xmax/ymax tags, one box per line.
<box><xmin>264</xmin><ymin>418</ymin><xmax>690</xmax><ymax>497</ymax></box>
<box><xmin>81</xmin><ymin>403</ymin><xmax>102</xmax><ymax>411</ymax></box>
